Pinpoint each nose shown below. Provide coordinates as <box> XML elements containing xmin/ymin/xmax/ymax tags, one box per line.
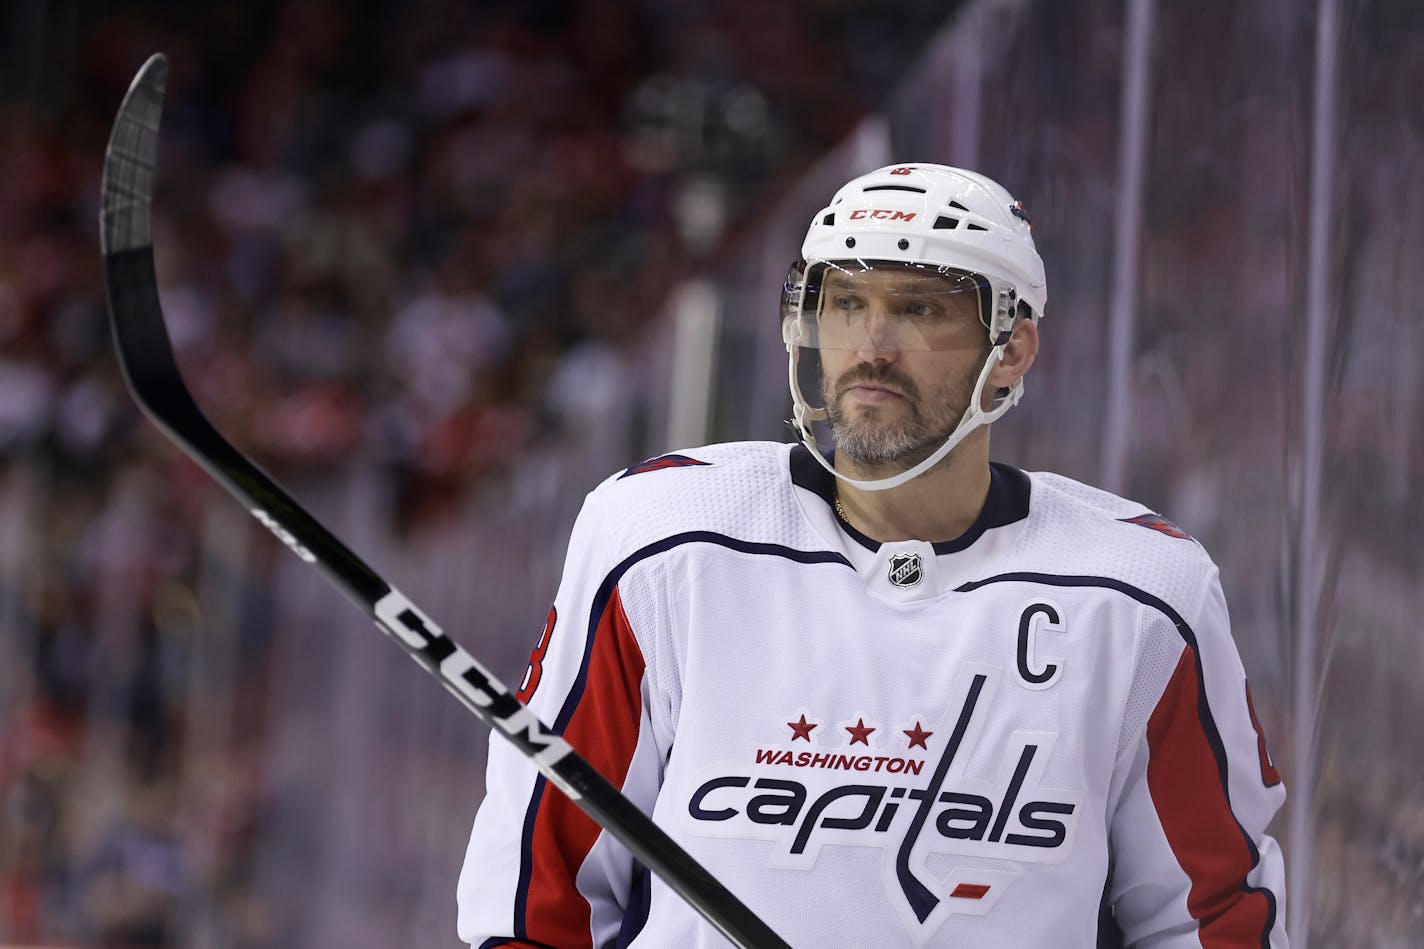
<box><xmin>855</xmin><ymin>307</ymin><xmax>902</xmax><ymax>363</ymax></box>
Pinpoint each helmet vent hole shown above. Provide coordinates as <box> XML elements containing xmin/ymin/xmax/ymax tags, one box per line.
<box><xmin>897</xmin><ymin>239</ymin><xmax>909</xmax><ymax>250</ymax></box>
<box><xmin>822</xmin><ymin>213</ymin><xmax>835</xmax><ymax>225</ymax></box>
<box><xmin>932</xmin><ymin>216</ymin><xmax>959</xmax><ymax>230</ymax></box>
<box><xmin>966</xmin><ymin>222</ymin><xmax>989</xmax><ymax>231</ymax></box>
<box><xmin>862</xmin><ymin>184</ymin><xmax>927</xmax><ymax>194</ymax></box>
<box><xmin>948</xmin><ymin>200</ymin><xmax>969</xmax><ymax>212</ymax></box>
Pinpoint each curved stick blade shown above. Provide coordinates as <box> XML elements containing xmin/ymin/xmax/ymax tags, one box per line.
<box><xmin>101</xmin><ymin>53</ymin><xmax>168</xmax><ymax>255</ymax></box>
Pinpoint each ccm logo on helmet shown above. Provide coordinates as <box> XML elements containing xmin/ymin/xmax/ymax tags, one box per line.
<box><xmin>849</xmin><ymin>209</ymin><xmax>917</xmax><ymax>221</ymax></box>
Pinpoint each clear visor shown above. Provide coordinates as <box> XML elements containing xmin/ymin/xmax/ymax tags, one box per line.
<box><xmin>782</xmin><ymin>259</ymin><xmax>990</xmax><ymax>354</ymax></box>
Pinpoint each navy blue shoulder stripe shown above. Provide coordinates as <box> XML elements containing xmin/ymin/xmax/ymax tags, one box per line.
<box><xmin>954</xmin><ymin>572</ymin><xmax>1277</xmax><ymax>947</ymax></box>
<box><xmin>514</xmin><ymin>531</ymin><xmax>851</xmax><ymax>937</ymax></box>
<box><xmin>957</xmin><ymin>572</ymin><xmax>1196</xmax><ymax>643</ymax></box>
<box><xmin>558</xmin><ymin>532</ymin><xmax>850</xmax><ymax>735</ymax></box>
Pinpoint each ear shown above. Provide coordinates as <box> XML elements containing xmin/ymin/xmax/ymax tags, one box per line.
<box><xmin>987</xmin><ymin>317</ymin><xmax>1038</xmax><ymax>389</ymax></box>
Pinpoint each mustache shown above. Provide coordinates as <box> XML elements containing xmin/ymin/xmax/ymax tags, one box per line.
<box><xmin>833</xmin><ymin>364</ymin><xmax>920</xmax><ymax>401</ymax></box>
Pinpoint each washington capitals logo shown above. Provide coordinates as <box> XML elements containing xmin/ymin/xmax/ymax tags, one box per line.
<box><xmin>1120</xmin><ymin>512</ymin><xmax>1192</xmax><ymax>541</ymax></box>
<box><xmin>685</xmin><ymin>667</ymin><xmax>1083</xmax><ymax>939</ymax></box>
<box><xmin>618</xmin><ymin>453</ymin><xmax>711</xmax><ymax>479</ymax></box>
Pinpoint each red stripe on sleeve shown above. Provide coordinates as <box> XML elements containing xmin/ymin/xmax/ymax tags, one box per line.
<box><xmin>523</xmin><ymin>587</ymin><xmax>646</xmax><ymax>949</ymax></box>
<box><xmin>1146</xmin><ymin>648</ymin><xmax>1272</xmax><ymax>947</ymax></box>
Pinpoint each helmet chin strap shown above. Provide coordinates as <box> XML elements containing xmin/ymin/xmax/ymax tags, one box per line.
<box><xmin>790</xmin><ymin>344</ymin><xmax>1022</xmax><ymax>492</ymax></box>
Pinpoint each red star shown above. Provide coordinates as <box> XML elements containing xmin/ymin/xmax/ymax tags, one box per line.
<box><xmin>787</xmin><ymin>714</ymin><xmax>817</xmax><ymax>742</ymax></box>
<box><xmin>903</xmin><ymin>722</ymin><xmax>933</xmax><ymax>750</ymax></box>
<box><xmin>845</xmin><ymin>718</ymin><xmax>876</xmax><ymax>745</ymax></box>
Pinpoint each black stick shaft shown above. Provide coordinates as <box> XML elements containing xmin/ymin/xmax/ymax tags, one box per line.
<box><xmin>101</xmin><ymin>53</ymin><xmax>789</xmax><ymax>949</ymax></box>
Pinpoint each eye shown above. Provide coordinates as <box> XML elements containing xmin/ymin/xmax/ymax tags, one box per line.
<box><xmin>830</xmin><ymin>294</ymin><xmax>864</xmax><ymax>312</ymax></box>
<box><xmin>902</xmin><ymin>300</ymin><xmax>944</xmax><ymax>319</ymax></box>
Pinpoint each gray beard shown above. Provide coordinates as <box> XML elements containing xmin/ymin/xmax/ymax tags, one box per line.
<box><xmin>828</xmin><ymin>406</ymin><xmax>935</xmax><ymax>466</ymax></box>
<box><xmin>821</xmin><ymin>360</ymin><xmax>982</xmax><ymax>472</ymax></box>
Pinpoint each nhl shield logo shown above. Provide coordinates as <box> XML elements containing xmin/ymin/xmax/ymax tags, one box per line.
<box><xmin>888</xmin><ymin>552</ymin><xmax>923</xmax><ymax>588</ymax></box>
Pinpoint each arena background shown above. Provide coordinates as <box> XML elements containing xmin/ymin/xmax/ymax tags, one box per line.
<box><xmin>2</xmin><ymin>0</ymin><xmax>1421</xmax><ymax>945</ymax></box>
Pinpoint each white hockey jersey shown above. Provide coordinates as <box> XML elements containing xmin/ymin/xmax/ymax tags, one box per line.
<box><xmin>457</xmin><ymin>441</ymin><xmax>1288</xmax><ymax>949</ymax></box>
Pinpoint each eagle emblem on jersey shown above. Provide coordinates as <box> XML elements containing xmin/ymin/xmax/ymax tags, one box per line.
<box><xmin>618</xmin><ymin>452</ymin><xmax>711</xmax><ymax>479</ymax></box>
<box><xmin>888</xmin><ymin>552</ymin><xmax>923</xmax><ymax>588</ymax></box>
<box><xmin>1119</xmin><ymin>512</ymin><xmax>1192</xmax><ymax>540</ymax></box>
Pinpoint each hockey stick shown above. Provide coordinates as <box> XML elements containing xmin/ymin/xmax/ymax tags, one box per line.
<box><xmin>100</xmin><ymin>54</ymin><xmax>790</xmax><ymax>949</ymax></box>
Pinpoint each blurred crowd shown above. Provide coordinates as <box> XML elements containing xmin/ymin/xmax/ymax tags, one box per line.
<box><xmin>3</xmin><ymin>0</ymin><xmax>1422</xmax><ymax>945</ymax></box>
<box><xmin>0</xmin><ymin>0</ymin><xmax>948</xmax><ymax>943</ymax></box>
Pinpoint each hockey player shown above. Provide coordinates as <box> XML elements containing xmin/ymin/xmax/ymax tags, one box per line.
<box><xmin>456</xmin><ymin>164</ymin><xmax>1289</xmax><ymax>947</ymax></box>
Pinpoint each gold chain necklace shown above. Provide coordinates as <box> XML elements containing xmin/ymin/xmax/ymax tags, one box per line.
<box><xmin>833</xmin><ymin>490</ymin><xmax>849</xmax><ymax>523</ymax></box>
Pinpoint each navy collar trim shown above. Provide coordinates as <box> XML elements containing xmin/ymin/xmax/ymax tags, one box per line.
<box><xmin>788</xmin><ymin>444</ymin><xmax>1031</xmax><ymax>554</ymax></box>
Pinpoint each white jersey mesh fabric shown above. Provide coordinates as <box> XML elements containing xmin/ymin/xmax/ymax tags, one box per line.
<box><xmin>457</xmin><ymin>441</ymin><xmax>1288</xmax><ymax>949</ymax></box>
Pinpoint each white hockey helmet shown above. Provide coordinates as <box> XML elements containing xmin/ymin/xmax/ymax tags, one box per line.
<box><xmin>781</xmin><ymin>163</ymin><xmax>1047</xmax><ymax>491</ymax></box>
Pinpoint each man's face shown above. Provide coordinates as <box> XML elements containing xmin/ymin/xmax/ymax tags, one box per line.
<box><xmin>813</xmin><ymin>266</ymin><xmax>989</xmax><ymax>468</ymax></box>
